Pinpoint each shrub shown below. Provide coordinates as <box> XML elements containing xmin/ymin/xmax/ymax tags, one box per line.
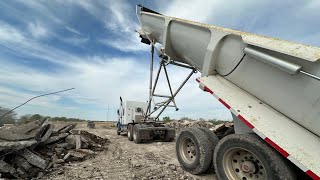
<box><xmin>163</xmin><ymin>116</ymin><xmax>171</xmax><ymax>123</ymax></box>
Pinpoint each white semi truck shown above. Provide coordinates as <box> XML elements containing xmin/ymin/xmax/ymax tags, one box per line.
<box><xmin>136</xmin><ymin>5</ymin><xmax>320</xmax><ymax>180</ymax></box>
<box><xmin>117</xmin><ymin>97</ymin><xmax>175</xmax><ymax>143</ymax></box>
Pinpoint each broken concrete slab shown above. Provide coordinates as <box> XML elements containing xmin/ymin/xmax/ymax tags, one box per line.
<box><xmin>20</xmin><ymin>149</ymin><xmax>47</xmax><ymax>170</ymax></box>
<box><xmin>12</xmin><ymin>156</ymin><xmax>32</xmax><ymax>172</ymax></box>
<box><xmin>0</xmin><ymin>160</ymin><xmax>16</xmax><ymax>174</ymax></box>
<box><xmin>38</xmin><ymin>124</ymin><xmax>55</xmax><ymax>142</ymax></box>
<box><xmin>75</xmin><ymin>135</ymin><xmax>81</xmax><ymax>149</ymax></box>
<box><xmin>75</xmin><ymin>149</ymin><xmax>94</xmax><ymax>155</ymax></box>
<box><xmin>79</xmin><ymin>136</ymin><xmax>89</xmax><ymax>149</ymax></box>
<box><xmin>55</xmin><ymin>142</ymin><xmax>72</xmax><ymax>149</ymax></box>
<box><xmin>44</xmin><ymin>133</ymin><xmax>69</xmax><ymax>144</ymax></box>
<box><xmin>55</xmin><ymin>124</ymin><xmax>76</xmax><ymax>133</ymax></box>
<box><xmin>65</xmin><ymin>135</ymin><xmax>78</xmax><ymax>148</ymax></box>
<box><xmin>0</xmin><ymin>118</ymin><xmax>47</xmax><ymax>141</ymax></box>
<box><xmin>52</xmin><ymin>154</ymin><xmax>65</xmax><ymax>164</ymax></box>
<box><xmin>68</xmin><ymin>150</ymin><xmax>87</xmax><ymax>159</ymax></box>
<box><xmin>0</xmin><ymin>139</ymin><xmax>37</xmax><ymax>152</ymax></box>
<box><xmin>16</xmin><ymin>167</ymin><xmax>28</xmax><ymax>178</ymax></box>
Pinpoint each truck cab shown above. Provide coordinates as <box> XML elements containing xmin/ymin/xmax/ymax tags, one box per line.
<box><xmin>117</xmin><ymin>100</ymin><xmax>148</xmax><ymax>135</ymax></box>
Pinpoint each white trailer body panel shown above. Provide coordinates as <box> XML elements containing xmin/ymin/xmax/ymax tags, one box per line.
<box><xmin>123</xmin><ymin>101</ymin><xmax>148</xmax><ymax>125</ymax></box>
<box><xmin>198</xmin><ymin>75</ymin><xmax>320</xmax><ymax>177</ymax></box>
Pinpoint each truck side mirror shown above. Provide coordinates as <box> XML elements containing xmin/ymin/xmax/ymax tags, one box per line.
<box><xmin>120</xmin><ymin>96</ymin><xmax>123</xmax><ymax>105</ymax></box>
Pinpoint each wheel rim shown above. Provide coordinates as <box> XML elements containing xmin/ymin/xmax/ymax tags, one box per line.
<box><xmin>128</xmin><ymin>129</ymin><xmax>131</xmax><ymax>138</ymax></box>
<box><xmin>223</xmin><ymin>148</ymin><xmax>267</xmax><ymax>180</ymax></box>
<box><xmin>179</xmin><ymin>137</ymin><xmax>197</xmax><ymax>164</ymax></box>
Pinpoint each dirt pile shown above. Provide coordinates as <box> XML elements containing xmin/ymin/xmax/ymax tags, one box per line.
<box><xmin>167</xmin><ymin>120</ymin><xmax>234</xmax><ymax>138</ymax></box>
<box><xmin>0</xmin><ymin>119</ymin><xmax>109</xmax><ymax>179</ymax></box>
<box><xmin>167</xmin><ymin>120</ymin><xmax>214</xmax><ymax>133</ymax></box>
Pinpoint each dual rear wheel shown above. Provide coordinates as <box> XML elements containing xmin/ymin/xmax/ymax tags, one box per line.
<box><xmin>128</xmin><ymin>124</ymin><xmax>141</xmax><ymax>143</ymax></box>
<box><xmin>127</xmin><ymin>124</ymin><xmax>133</xmax><ymax>141</ymax></box>
<box><xmin>176</xmin><ymin>128</ymin><xmax>214</xmax><ymax>174</ymax></box>
<box><xmin>133</xmin><ymin>124</ymin><xmax>142</xmax><ymax>144</ymax></box>
<box><xmin>128</xmin><ymin>124</ymin><xmax>175</xmax><ymax>144</ymax></box>
<box><xmin>176</xmin><ymin>128</ymin><xmax>296</xmax><ymax>180</ymax></box>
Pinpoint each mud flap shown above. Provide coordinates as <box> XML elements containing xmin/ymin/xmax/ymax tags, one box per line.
<box><xmin>139</xmin><ymin>129</ymin><xmax>152</xmax><ymax>140</ymax></box>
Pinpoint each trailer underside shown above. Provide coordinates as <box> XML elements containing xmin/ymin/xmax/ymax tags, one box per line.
<box><xmin>118</xmin><ymin>122</ymin><xmax>175</xmax><ymax>143</ymax></box>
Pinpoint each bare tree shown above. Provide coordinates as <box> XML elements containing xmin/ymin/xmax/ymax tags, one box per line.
<box><xmin>0</xmin><ymin>106</ymin><xmax>17</xmax><ymax>126</ymax></box>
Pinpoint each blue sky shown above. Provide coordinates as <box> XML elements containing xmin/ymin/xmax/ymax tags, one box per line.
<box><xmin>0</xmin><ymin>0</ymin><xmax>319</xmax><ymax>121</ymax></box>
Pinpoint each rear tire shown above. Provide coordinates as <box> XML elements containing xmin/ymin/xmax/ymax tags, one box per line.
<box><xmin>199</xmin><ymin>127</ymin><xmax>219</xmax><ymax>148</ymax></box>
<box><xmin>214</xmin><ymin>134</ymin><xmax>296</xmax><ymax>180</ymax></box>
<box><xmin>176</xmin><ymin>128</ymin><xmax>213</xmax><ymax>174</ymax></box>
<box><xmin>127</xmin><ymin>124</ymin><xmax>133</xmax><ymax>141</ymax></box>
<box><xmin>199</xmin><ymin>127</ymin><xmax>219</xmax><ymax>171</ymax></box>
<box><xmin>133</xmin><ymin>124</ymin><xmax>142</xmax><ymax>144</ymax></box>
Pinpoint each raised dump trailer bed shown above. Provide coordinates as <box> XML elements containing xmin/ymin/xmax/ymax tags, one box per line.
<box><xmin>136</xmin><ymin>5</ymin><xmax>320</xmax><ymax>180</ymax></box>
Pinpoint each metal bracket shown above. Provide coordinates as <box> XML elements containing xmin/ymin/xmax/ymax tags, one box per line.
<box><xmin>144</xmin><ymin>46</ymin><xmax>196</xmax><ymax>121</ymax></box>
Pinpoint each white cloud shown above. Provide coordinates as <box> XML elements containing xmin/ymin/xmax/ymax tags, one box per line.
<box><xmin>162</xmin><ymin>0</ymin><xmax>219</xmax><ymax>23</ymax></box>
<box><xmin>0</xmin><ymin>21</ymin><xmax>25</xmax><ymax>42</ymax></box>
<box><xmin>65</xmin><ymin>26</ymin><xmax>82</xmax><ymax>35</ymax></box>
<box><xmin>28</xmin><ymin>21</ymin><xmax>48</xmax><ymax>38</ymax></box>
<box><xmin>99</xmin><ymin>34</ymin><xmax>148</xmax><ymax>52</ymax></box>
<box><xmin>0</xmin><ymin>86</ymin><xmax>61</xmax><ymax>109</ymax></box>
<box><xmin>62</xmin><ymin>37</ymin><xmax>89</xmax><ymax>46</ymax></box>
<box><xmin>98</xmin><ymin>1</ymin><xmax>149</xmax><ymax>52</ymax></box>
<box><xmin>18</xmin><ymin>1</ymin><xmax>63</xmax><ymax>24</ymax></box>
<box><xmin>0</xmin><ymin>21</ymin><xmax>82</xmax><ymax>66</ymax></box>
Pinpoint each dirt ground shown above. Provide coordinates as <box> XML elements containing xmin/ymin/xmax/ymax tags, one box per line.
<box><xmin>41</xmin><ymin>121</ymin><xmax>216</xmax><ymax>180</ymax></box>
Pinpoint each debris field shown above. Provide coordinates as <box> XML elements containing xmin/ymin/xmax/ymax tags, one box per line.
<box><xmin>0</xmin><ymin>119</ymin><xmax>109</xmax><ymax>179</ymax></box>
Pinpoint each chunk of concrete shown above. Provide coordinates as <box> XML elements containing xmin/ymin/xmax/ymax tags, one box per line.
<box><xmin>75</xmin><ymin>135</ymin><xmax>81</xmax><ymax>149</ymax></box>
<box><xmin>13</xmin><ymin>156</ymin><xmax>32</xmax><ymax>172</ymax></box>
<box><xmin>0</xmin><ymin>139</ymin><xmax>37</xmax><ymax>152</ymax></box>
<box><xmin>0</xmin><ymin>160</ymin><xmax>16</xmax><ymax>174</ymax></box>
<box><xmin>20</xmin><ymin>149</ymin><xmax>47</xmax><ymax>170</ymax></box>
<box><xmin>56</xmin><ymin>124</ymin><xmax>76</xmax><ymax>133</ymax></box>
<box><xmin>44</xmin><ymin>133</ymin><xmax>69</xmax><ymax>144</ymax></box>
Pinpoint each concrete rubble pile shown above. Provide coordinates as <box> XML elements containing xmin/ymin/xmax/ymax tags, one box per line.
<box><xmin>0</xmin><ymin>118</ymin><xmax>109</xmax><ymax>179</ymax></box>
<box><xmin>167</xmin><ymin>120</ymin><xmax>234</xmax><ymax>138</ymax></box>
<box><xmin>210</xmin><ymin>122</ymin><xmax>234</xmax><ymax>139</ymax></box>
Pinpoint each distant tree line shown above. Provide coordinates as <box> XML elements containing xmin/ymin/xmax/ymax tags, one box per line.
<box><xmin>0</xmin><ymin>105</ymin><xmax>87</xmax><ymax>126</ymax></box>
<box><xmin>20</xmin><ymin>114</ymin><xmax>87</xmax><ymax>124</ymax></box>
